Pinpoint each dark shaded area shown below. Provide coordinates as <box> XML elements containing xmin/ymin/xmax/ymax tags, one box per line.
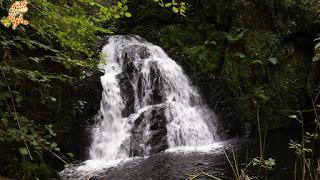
<box><xmin>60</xmin><ymin>72</ymin><xmax>103</xmax><ymax>162</ymax></box>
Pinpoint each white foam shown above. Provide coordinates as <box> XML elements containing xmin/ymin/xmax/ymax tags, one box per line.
<box><xmin>76</xmin><ymin>158</ymin><xmax>133</xmax><ymax>173</ymax></box>
<box><xmin>165</xmin><ymin>143</ymin><xmax>223</xmax><ymax>153</ymax></box>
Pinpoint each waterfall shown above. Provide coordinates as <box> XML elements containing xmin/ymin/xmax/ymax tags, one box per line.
<box><xmin>89</xmin><ymin>35</ymin><xmax>219</xmax><ymax>162</ymax></box>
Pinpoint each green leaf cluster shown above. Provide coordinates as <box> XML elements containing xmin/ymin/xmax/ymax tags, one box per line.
<box><xmin>154</xmin><ymin>0</ymin><xmax>186</xmax><ymax>16</ymax></box>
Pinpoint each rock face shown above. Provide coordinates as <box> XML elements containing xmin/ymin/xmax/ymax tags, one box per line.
<box><xmin>197</xmin><ymin>78</ymin><xmax>246</xmax><ymax>139</ymax></box>
<box><xmin>130</xmin><ymin>106</ymin><xmax>168</xmax><ymax>156</ymax></box>
<box><xmin>117</xmin><ymin>44</ymin><xmax>168</xmax><ymax>156</ymax></box>
<box><xmin>117</xmin><ymin>45</ymin><xmax>151</xmax><ymax>117</ymax></box>
<box><xmin>117</xmin><ymin>73</ymin><xmax>135</xmax><ymax>117</ymax></box>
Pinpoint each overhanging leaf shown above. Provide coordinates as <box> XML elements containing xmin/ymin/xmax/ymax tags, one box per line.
<box><xmin>172</xmin><ymin>7</ymin><xmax>179</xmax><ymax>13</ymax></box>
<box><xmin>252</xmin><ymin>60</ymin><xmax>263</xmax><ymax>64</ymax></box>
<box><xmin>124</xmin><ymin>12</ymin><xmax>132</xmax><ymax>17</ymax></box>
<box><xmin>19</xmin><ymin>147</ymin><xmax>28</xmax><ymax>156</ymax></box>
<box><xmin>51</xmin><ymin>143</ymin><xmax>57</xmax><ymax>148</ymax></box>
<box><xmin>268</xmin><ymin>57</ymin><xmax>278</xmax><ymax>65</ymax></box>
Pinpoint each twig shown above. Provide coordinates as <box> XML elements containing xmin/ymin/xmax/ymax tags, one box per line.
<box><xmin>255</xmin><ymin>101</ymin><xmax>263</xmax><ymax>160</ymax></box>
<box><xmin>38</xmin><ymin>142</ymin><xmax>68</xmax><ymax>164</ymax></box>
<box><xmin>232</xmin><ymin>148</ymin><xmax>240</xmax><ymax>178</ymax></box>
<box><xmin>38</xmin><ymin>142</ymin><xmax>84</xmax><ymax>177</ymax></box>
<box><xmin>224</xmin><ymin>150</ymin><xmax>238</xmax><ymax>179</ymax></box>
<box><xmin>245</xmin><ymin>159</ymin><xmax>254</xmax><ymax>170</ymax></box>
<box><xmin>1</xmin><ymin>67</ymin><xmax>33</xmax><ymax>160</ymax></box>
<box><xmin>186</xmin><ymin>170</ymin><xmax>222</xmax><ymax>180</ymax></box>
<box><xmin>201</xmin><ymin>170</ymin><xmax>222</xmax><ymax>180</ymax></box>
<box><xmin>187</xmin><ymin>172</ymin><xmax>202</xmax><ymax>180</ymax></box>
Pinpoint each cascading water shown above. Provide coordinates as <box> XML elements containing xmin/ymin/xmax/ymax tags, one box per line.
<box><xmin>90</xmin><ymin>35</ymin><xmax>219</xmax><ymax>160</ymax></box>
<box><xmin>61</xmin><ymin>35</ymin><xmax>219</xmax><ymax>178</ymax></box>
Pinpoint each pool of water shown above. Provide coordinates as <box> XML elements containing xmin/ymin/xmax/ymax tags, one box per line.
<box><xmin>61</xmin><ymin>126</ymin><xmax>299</xmax><ymax>180</ymax></box>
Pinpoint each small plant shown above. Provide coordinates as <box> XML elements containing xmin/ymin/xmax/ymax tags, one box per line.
<box><xmin>288</xmin><ymin>99</ymin><xmax>320</xmax><ymax>180</ymax></box>
<box><xmin>224</xmin><ymin>28</ymin><xmax>247</xmax><ymax>44</ymax></box>
<box><xmin>252</xmin><ymin>157</ymin><xmax>276</xmax><ymax>171</ymax></box>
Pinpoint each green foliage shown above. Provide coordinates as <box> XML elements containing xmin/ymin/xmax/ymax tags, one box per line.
<box><xmin>21</xmin><ymin>161</ymin><xmax>52</xmax><ymax>180</ymax></box>
<box><xmin>157</xmin><ymin>26</ymin><xmax>225</xmax><ymax>78</ymax></box>
<box><xmin>160</xmin><ymin>25</ymin><xmax>188</xmax><ymax>46</ymax></box>
<box><xmin>154</xmin><ymin>0</ymin><xmax>186</xmax><ymax>16</ymax></box>
<box><xmin>221</xmin><ymin>30</ymin><xmax>311</xmax><ymax>128</ymax></box>
<box><xmin>252</xmin><ymin>157</ymin><xmax>276</xmax><ymax>171</ymax></box>
<box><xmin>289</xmin><ymin>139</ymin><xmax>312</xmax><ymax>154</ymax></box>
<box><xmin>187</xmin><ymin>45</ymin><xmax>221</xmax><ymax>76</ymax></box>
<box><xmin>29</xmin><ymin>0</ymin><xmax>131</xmax><ymax>57</ymax></box>
<box><xmin>287</xmin><ymin>112</ymin><xmax>320</xmax><ymax>180</ymax></box>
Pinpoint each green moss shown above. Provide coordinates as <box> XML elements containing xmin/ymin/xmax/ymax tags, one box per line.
<box><xmin>244</xmin><ymin>31</ymin><xmax>281</xmax><ymax>61</ymax></box>
<box><xmin>184</xmin><ymin>45</ymin><xmax>221</xmax><ymax>75</ymax></box>
<box><xmin>221</xmin><ymin>30</ymin><xmax>311</xmax><ymax>129</ymax></box>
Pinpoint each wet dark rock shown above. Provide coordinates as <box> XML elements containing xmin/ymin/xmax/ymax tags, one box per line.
<box><xmin>117</xmin><ymin>73</ymin><xmax>135</xmax><ymax>117</ymax></box>
<box><xmin>117</xmin><ymin>45</ymin><xmax>152</xmax><ymax>117</ymax></box>
<box><xmin>118</xmin><ymin>44</ymin><xmax>164</xmax><ymax>117</ymax></box>
<box><xmin>129</xmin><ymin>106</ymin><xmax>168</xmax><ymax>157</ymax></box>
<box><xmin>196</xmin><ymin>78</ymin><xmax>245</xmax><ymax>139</ymax></box>
<box><xmin>119</xmin><ymin>0</ymin><xmax>320</xmax><ymax>139</ymax></box>
<box><xmin>122</xmin><ymin>45</ymin><xmax>151</xmax><ymax>62</ymax></box>
<box><xmin>130</xmin><ymin>113</ymin><xmax>147</xmax><ymax>157</ymax></box>
<box><xmin>74</xmin><ymin>72</ymin><xmax>104</xmax><ymax>122</ymax></box>
<box><xmin>149</xmin><ymin>62</ymin><xmax>164</xmax><ymax>104</ymax></box>
<box><xmin>108</xmin><ymin>41</ymin><xmax>170</xmax><ymax>156</ymax></box>
<box><xmin>148</xmin><ymin>108</ymin><xmax>168</xmax><ymax>154</ymax></box>
<box><xmin>61</xmin><ymin>71</ymin><xmax>103</xmax><ymax>160</ymax></box>
<box><xmin>135</xmin><ymin>61</ymin><xmax>164</xmax><ymax>106</ymax></box>
<box><xmin>96</xmin><ymin>36</ymin><xmax>110</xmax><ymax>50</ymax></box>
<box><xmin>148</xmin><ymin>129</ymin><xmax>168</xmax><ymax>155</ymax></box>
